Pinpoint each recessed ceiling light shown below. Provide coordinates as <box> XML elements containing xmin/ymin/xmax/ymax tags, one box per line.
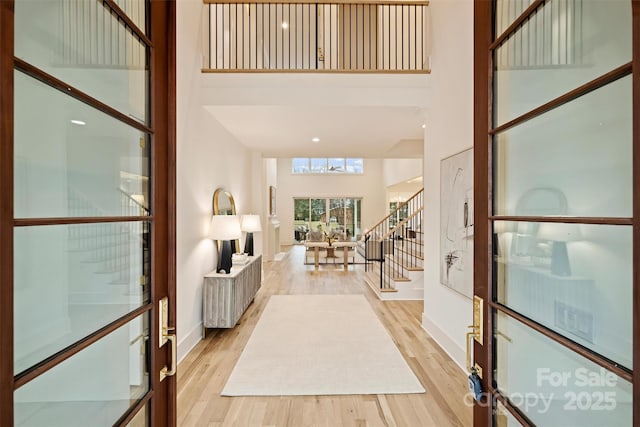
<box><xmin>282</xmin><ymin>22</ymin><xmax>289</xmax><ymax>29</ymax></box>
<box><xmin>312</xmin><ymin>137</ymin><xmax>320</xmax><ymax>143</ymax></box>
<box><xmin>421</xmin><ymin>124</ymin><xmax>426</xmax><ymax>129</ymax></box>
<box><xmin>70</xmin><ymin>120</ymin><xmax>86</xmax><ymax>126</ymax></box>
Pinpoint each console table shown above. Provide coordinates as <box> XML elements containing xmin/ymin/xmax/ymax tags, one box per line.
<box><xmin>202</xmin><ymin>255</ymin><xmax>262</xmax><ymax>332</ymax></box>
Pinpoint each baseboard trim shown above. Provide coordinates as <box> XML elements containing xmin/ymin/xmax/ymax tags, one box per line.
<box><xmin>178</xmin><ymin>321</ymin><xmax>203</xmax><ymax>364</ymax></box>
<box><xmin>421</xmin><ymin>313</ymin><xmax>466</xmax><ymax>374</ymax></box>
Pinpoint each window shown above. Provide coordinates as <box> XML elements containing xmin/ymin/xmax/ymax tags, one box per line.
<box><xmin>292</xmin><ymin>158</ymin><xmax>310</xmax><ymax>173</ymax></box>
<box><xmin>346</xmin><ymin>158</ymin><xmax>364</xmax><ymax>173</ymax></box>
<box><xmin>293</xmin><ymin>198</ymin><xmax>362</xmax><ymax>242</ymax></box>
<box><xmin>327</xmin><ymin>158</ymin><xmax>345</xmax><ymax>172</ymax></box>
<box><xmin>310</xmin><ymin>158</ymin><xmax>327</xmax><ymax>173</ymax></box>
<box><xmin>292</xmin><ymin>158</ymin><xmax>364</xmax><ymax>174</ymax></box>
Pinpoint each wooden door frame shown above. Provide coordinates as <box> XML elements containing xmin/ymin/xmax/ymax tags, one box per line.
<box><xmin>0</xmin><ymin>0</ymin><xmax>176</xmax><ymax>424</ymax></box>
<box><xmin>632</xmin><ymin>1</ymin><xmax>640</xmax><ymax>425</ymax></box>
<box><xmin>474</xmin><ymin>0</ymin><xmax>640</xmax><ymax>425</ymax></box>
<box><xmin>473</xmin><ymin>1</ymin><xmax>492</xmax><ymax>426</ymax></box>
<box><xmin>149</xmin><ymin>0</ymin><xmax>178</xmax><ymax>425</ymax></box>
<box><xmin>0</xmin><ymin>0</ymin><xmax>15</xmax><ymax>424</ymax></box>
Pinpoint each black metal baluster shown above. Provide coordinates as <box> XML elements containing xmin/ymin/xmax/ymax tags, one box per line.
<box><xmin>235</xmin><ymin>4</ymin><xmax>238</xmax><ymax>69</ymax></box>
<box><xmin>356</xmin><ymin>4</ymin><xmax>359</xmax><ymax>69</ymax></box>
<box><xmin>242</xmin><ymin>3</ymin><xmax>245</xmax><ymax>69</ymax></box>
<box><xmin>288</xmin><ymin>3</ymin><xmax>291</xmax><ymax>69</ymax></box>
<box><xmin>215</xmin><ymin>4</ymin><xmax>218</xmax><ymax>69</ymax></box>
<box><xmin>269</xmin><ymin>4</ymin><xmax>271</xmax><ymax>69</ymax></box>
<box><xmin>401</xmin><ymin>4</ymin><xmax>404</xmax><ymax>69</ymax></box>
<box><xmin>349</xmin><ymin>5</ymin><xmax>352</xmax><ymax>69</ymax></box>
<box><xmin>414</xmin><ymin>5</ymin><xmax>416</xmax><ymax>70</ymax></box>
<box><xmin>329</xmin><ymin>4</ymin><xmax>332</xmax><ymax>69</ymax></box>
<box><xmin>394</xmin><ymin>6</ymin><xmax>397</xmax><ymax>70</ymax></box>
<box><xmin>420</xmin><ymin>5</ymin><xmax>423</xmax><ymax>70</ymax></box>
<box><xmin>387</xmin><ymin>5</ymin><xmax>390</xmax><ymax>70</ymax></box>
<box><xmin>308</xmin><ymin>4</ymin><xmax>311</xmax><ymax>69</ymax></box>
<box><xmin>372</xmin><ymin>4</ymin><xmax>375</xmax><ymax>70</ymax></box>
<box><xmin>342</xmin><ymin>4</ymin><xmax>344</xmax><ymax>69</ymax></box>
<box><xmin>361</xmin><ymin>4</ymin><xmax>364</xmax><ymax>69</ymax></box>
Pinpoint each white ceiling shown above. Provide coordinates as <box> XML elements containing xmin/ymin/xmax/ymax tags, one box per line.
<box><xmin>205</xmin><ymin>105</ymin><xmax>425</xmax><ymax>158</ymax></box>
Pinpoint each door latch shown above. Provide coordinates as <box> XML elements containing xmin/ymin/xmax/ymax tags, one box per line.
<box><xmin>159</xmin><ymin>297</ymin><xmax>177</xmax><ymax>381</ymax></box>
<box><xmin>466</xmin><ymin>295</ymin><xmax>483</xmax><ymax>375</ymax></box>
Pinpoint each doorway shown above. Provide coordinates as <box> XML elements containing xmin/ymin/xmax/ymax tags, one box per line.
<box><xmin>0</xmin><ymin>0</ymin><xmax>176</xmax><ymax>425</ymax></box>
<box><xmin>293</xmin><ymin>197</ymin><xmax>362</xmax><ymax>243</ymax></box>
<box><xmin>473</xmin><ymin>1</ymin><xmax>636</xmax><ymax>425</ymax></box>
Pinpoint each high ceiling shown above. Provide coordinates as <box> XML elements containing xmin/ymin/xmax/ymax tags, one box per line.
<box><xmin>205</xmin><ymin>105</ymin><xmax>425</xmax><ymax>158</ymax></box>
<box><xmin>200</xmin><ymin>73</ymin><xmax>430</xmax><ymax>159</ymax></box>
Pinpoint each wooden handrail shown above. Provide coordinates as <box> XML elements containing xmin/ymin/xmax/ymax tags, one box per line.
<box><xmin>118</xmin><ymin>187</ymin><xmax>149</xmax><ymax>212</ymax></box>
<box><xmin>365</xmin><ymin>188</ymin><xmax>423</xmax><ymax>236</ymax></box>
<box><xmin>202</xmin><ymin>68</ymin><xmax>431</xmax><ymax>74</ymax></box>
<box><xmin>380</xmin><ymin>206</ymin><xmax>423</xmax><ymax>240</ymax></box>
<box><xmin>205</xmin><ymin>0</ymin><xmax>429</xmax><ymax>5</ymax></box>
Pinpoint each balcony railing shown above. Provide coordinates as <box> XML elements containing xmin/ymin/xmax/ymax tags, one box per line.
<box><xmin>202</xmin><ymin>0</ymin><xmax>430</xmax><ymax>73</ymax></box>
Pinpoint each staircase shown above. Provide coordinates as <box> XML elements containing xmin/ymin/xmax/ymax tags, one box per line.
<box><xmin>67</xmin><ymin>188</ymin><xmax>149</xmax><ymax>305</ymax></box>
<box><xmin>363</xmin><ymin>188</ymin><xmax>423</xmax><ymax>300</ymax></box>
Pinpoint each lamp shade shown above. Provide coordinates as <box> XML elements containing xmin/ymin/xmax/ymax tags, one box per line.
<box><xmin>537</xmin><ymin>223</ymin><xmax>582</xmax><ymax>242</ymax></box>
<box><xmin>240</xmin><ymin>214</ymin><xmax>262</xmax><ymax>232</ymax></box>
<box><xmin>209</xmin><ymin>215</ymin><xmax>242</xmax><ymax>240</ymax></box>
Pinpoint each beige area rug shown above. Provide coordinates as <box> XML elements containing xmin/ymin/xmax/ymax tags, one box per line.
<box><xmin>221</xmin><ymin>295</ymin><xmax>426</xmax><ymax>396</ymax></box>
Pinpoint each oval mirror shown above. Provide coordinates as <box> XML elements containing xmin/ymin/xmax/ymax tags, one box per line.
<box><xmin>213</xmin><ymin>188</ymin><xmax>241</xmax><ymax>253</ymax></box>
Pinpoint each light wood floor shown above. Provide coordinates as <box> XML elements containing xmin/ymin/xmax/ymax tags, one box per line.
<box><xmin>177</xmin><ymin>246</ymin><xmax>472</xmax><ymax>427</ymax></box>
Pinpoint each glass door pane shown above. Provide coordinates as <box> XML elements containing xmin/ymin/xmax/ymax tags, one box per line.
<box><xmin>310</xmin><ymin>198</ymin><xmax>326</xmax><ymax>233</ymax></box>
<box><xmin>494</xmin><ymin>221</ymin><xmax>632</xmax><ymax>368</ymax></box>
<box><xmin>11</xmin><ymin>0</ymin><xmax>158</xmax><ymax>424</ymax></box>
<box><xmin>495</xmin><ymin>311</ymin><xmax>632</xmax><ymax>425</ymax></box>
<box><xmin>15</xmin><ymin>0</ymin><xmax>149</xmax><ymax>124</ymax></box>
<box><xmin>295</xmin><ymin>198</ymin><xmax>362</xmax><ymax>242</ymax></box>
<box><xmin>353</xmin><ymin>199</ymin><xmax>362</xmax><ymax>239</ymax></box>
<box><xmin>493</xmin><ymin>0</ymin><xmax>631</xmax><ymax>126</ymax></box>
<box><xmin>343</xmin><ymin>198</ymin><xmax>355</xmax><ymax>241</ymax></box>
<box><xmin>14</xmin><ymin>314</ymin><xmax>149</xmax><ymax>427</ymax></box>
<box><xmin>329</xmin><ymin>198</ymin><xmax>345</xmax><ymax>234</ymax></box>
<box><xmin>14</xmin><ymin>222</ymin><xmax>150</xmax><ymax>374</ymax></box>
<box><xmin>293</xmin><ymin>198</ymin><xmax>310</xmax><ymax>242</ymax></box>
<box><xmin>485</xmin><ymin>1</ymin><xmax>634</xmax><ymax>425</ymax></box>
<box><xmin>14</xmin><ymin>71</ymin><xmax>151</xmax><ymax>219</ymax></box>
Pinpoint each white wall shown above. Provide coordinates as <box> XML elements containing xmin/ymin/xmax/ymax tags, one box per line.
<box><xmin>421</xmin><ymin>0</ymin><xmax>473</xmax><ymax>370</ymax></box>
<box><xmin>262</xmin><ymin>158</ymin><xmax>279</xmax><ymax>259</ymax></box>
<box><xmin>383</xmin><ymin>158</ymin><xmax>422</xmax><ymax>188</ymax></box>
<box><xmin>177</xmin><ymin>0</ymin><xmax>256</xmax><ymax>361</ymax></box>
<box><xmin>276</xmin><ymin>158</ymin><xmax>387</xmax><ymax>245</ymax></box>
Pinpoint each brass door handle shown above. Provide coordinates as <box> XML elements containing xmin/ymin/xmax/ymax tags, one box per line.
<box><xmin>466</xmin><ymin>296</ymin><xmax>484</xmax><ymax>378</ymax></box>
<box><xmin>160</xmin><ymin>332</ymin><xmax>177</xmax><ymax>381</ymax></box>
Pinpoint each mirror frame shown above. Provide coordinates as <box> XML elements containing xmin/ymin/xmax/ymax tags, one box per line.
<box><xmin>213</xmin><ymin>188</ymin><xmax>241</xmax><ymax>254</ymax></box>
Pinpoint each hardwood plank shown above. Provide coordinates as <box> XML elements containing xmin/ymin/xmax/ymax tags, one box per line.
<box><xmin>177</xmin><ymin>245</ymin><xmax>472</xmax><ymax>426</ymax></box>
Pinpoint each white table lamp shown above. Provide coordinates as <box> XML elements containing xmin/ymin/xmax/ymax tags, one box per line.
<box><xmin>537</xmin><ymin>222</ymin><xmax>582</xmax><ymax>276</ymax></box>
<box><xmin>240</xmin><ymin>214</ymin><xmax>262</xmax><ymax>256</ymax></box>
